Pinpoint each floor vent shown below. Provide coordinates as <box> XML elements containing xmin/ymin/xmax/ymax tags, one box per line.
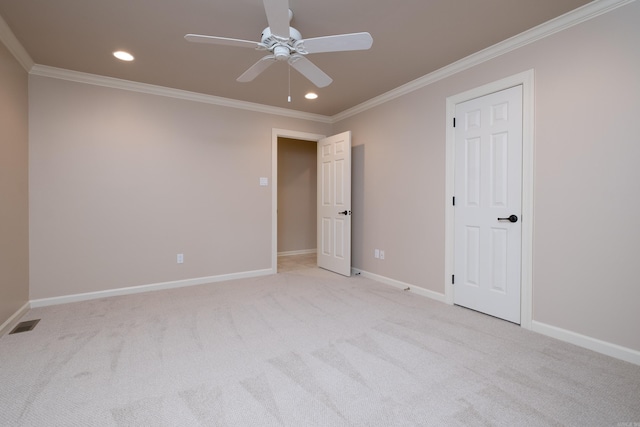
<box><xmin>9</xmin><ymin>319</ymin><xmax>40</xmax><ymax>334</ymax></box>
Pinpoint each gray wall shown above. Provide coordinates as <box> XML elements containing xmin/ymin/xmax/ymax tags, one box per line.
<box><xmin>277</xmin><ymin>137</ymin><xmax>317</xmax><ymax>254</ymax></box>
<box><xmin>334</xmin><ymin>1</ymin><xmax>640</xmax><ymax>352</ymax></box>
<box><xmin>0</xmin><ymin>40</ymin><xmax>29</xmax><ymax>327</ymax></box>
<box><xmin>28</xmin><ymin>76</ymin><xmax>329</xmax><ymax>299</ymax></box>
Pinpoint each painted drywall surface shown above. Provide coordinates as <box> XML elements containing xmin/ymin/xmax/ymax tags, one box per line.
<box><xmin>277</xmin><ymin>138</ymin><xmax>316</xmax><ymax>253</ymax></box>
<box><xmin>335</xmin><ymin>1</ymin><xmax>640</xmax><ymax>351</ymax></box>
<box><xmin>0</xmin><ymin>41</ymin><xmax>29</xmax><ymax>325</ymax></box>
<box><xmin>523</xmin><ymin>4</ymin><xmax>640</xmax><ymax>352</ymax></box>
<box><xmin>336</xmin><ymin>88</ymin><xmax>447</xmax><ymax>293</ymax></box>
<box><xmin>28</xmin><ymin>75</ymin><xmax>329</xmax><ymax>299</ymax></box>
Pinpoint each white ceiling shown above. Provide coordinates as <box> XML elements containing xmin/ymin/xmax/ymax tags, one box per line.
<box><xmin>0</xmin><ymin>0</ymin><xmax>593</xmax><ymax>116</ymax></box>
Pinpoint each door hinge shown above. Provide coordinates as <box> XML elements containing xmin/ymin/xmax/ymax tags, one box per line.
<box><xmin>453</xmin><ymin>117</ymin><xmax>456</xmax><ymax>127</ymax></box>
<box><xmin>452</xmin><ymin>196</ymin><xmax>455</xmax><ymax>206</ymax></box>
<box><xmin>452</xmin><ymin>274</ymin><xmax>455</xmax><ymax>284</ymax></box>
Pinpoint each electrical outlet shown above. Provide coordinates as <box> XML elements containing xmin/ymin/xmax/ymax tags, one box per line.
<box><xmin>379</xmin><ymin>250</ymin><xmax>385</xmax><ymax>260</ymax></box>
<box><xmin>177</xmin><ymin>253</ymin><xmax>184</xmax><ymax>264</ymax></box>
<box><xmin>374</xmin><ymin>249</ymin><xmax>380</xmax><ymax>259</ymax></box>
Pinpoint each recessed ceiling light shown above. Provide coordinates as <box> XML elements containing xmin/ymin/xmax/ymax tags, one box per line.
<box><xmin>113</xmin><ymin>51</ymin><xmax>134</xmax><ymax>61</ymax></box>
<box><xmin>305</xmin><ymin>92</ymin><xmax>318</xmax><ymax>100</ymax></box>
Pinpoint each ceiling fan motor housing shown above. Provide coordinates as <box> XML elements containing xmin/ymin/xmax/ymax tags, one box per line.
<box><xmin>261</xmin><ymin>27</ymin><xmax>303</xmax><ymax>60</ymax></box>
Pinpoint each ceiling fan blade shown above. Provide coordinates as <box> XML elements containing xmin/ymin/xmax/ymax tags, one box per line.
<box><xmin>262</xmin><ymin>0</ymin><xmax>290</xmax><ymax>39</ymax></box>
<box><xmin>237</xmin><ymin>55</ymin><xmax>277</xmax><ymax>82</ymax></box>
<box><xmin>289</xmin><ymin>55</ymin><xmax>332</xmax><ymax>88</ymax></box>
<box><xmin>297</xmin><ymin>32</ymin><xmax>373</xmax><ymax>54</ymax></box>
<box><xmin>185</xmin><ymin>34</ymin><xmax>260</xmax><ymax>49</ymax></box>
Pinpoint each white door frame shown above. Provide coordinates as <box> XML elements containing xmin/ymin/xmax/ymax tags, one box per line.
<box><xmin>271</xmin><ymin>128</ymin><xmax>326</xmax><ymax>273</ymax></box>
<box><xmin>444</xmin><ymin>70</ymin><xmax>534</xmax><ymax>330</ymax></box>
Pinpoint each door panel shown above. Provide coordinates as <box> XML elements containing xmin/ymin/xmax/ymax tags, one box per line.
<box><xmin>317</xmin><ymin>131</ymin><xmax>352</xmax><ymax>276</ymax></box>
<box><xmin>465</xmin><ymin>137</ymin><xmax>481</xmax><ymax>206</ymax></box>
<box><xmin>454</xmin><ymin>86</ymin><xmax>522</xmax><ymax>323</ymax></box>
<box><xmin>465</xmin><ymin>226</ymin><xmax>480</xmax><ymax>286</ymax></box>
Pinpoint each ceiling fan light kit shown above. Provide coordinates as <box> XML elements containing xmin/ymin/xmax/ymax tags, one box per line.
<box><xmin>185</xmin><ymin>0</ymin><xmax>372</xmax><ymax>89</ymax></box>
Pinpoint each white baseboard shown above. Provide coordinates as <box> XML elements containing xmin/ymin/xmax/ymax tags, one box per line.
<box><xmin>532</xmin><ymin>320</ymin><xmax>640</xmax><ymax>366</ymax></box>
<box><xmin>352</xmin><ymin>268</ymin><xmax>447</xmax><ymax>303</ymax></box>
<box><xmin>30</xmin><ymin>268</ymin><xmax>273</xmax><ymax>308</ymax></box>
<box><xmin>0</xmin><ymin>301</ymin><xmax>31</xmax><ymax>336</ymax></box>
<box><xmin>353</xmin><ymin>268</ymin><xmax>640</xmax><ymax>366</ymax></box>
<box><xmin>277</xmin><ymin>249</ymin><xmax>317</xmax><ymax>257</ymax></box>
<box><xmin>17</xmin><ymin>266</ymin><xmax>640</xmax><ymax>366</ymax></box>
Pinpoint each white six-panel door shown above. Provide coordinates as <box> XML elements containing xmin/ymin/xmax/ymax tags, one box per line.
<box><xmin>454</xmin><ymin>86</ymin><xmax>522</xmax><ymax>323</ymax></box>
<box><xmin>317</xmin><ymin>131</ymin><xmax>352</xmax><ymax>276</ymax></box>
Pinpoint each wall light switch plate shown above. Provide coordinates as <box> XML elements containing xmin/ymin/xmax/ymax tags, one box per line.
<box><xmin>259</xmin><ymin>177</ymin><xmax>269</xmax><ymax>186</ymax></box>
<box><xmin>379</xmin><ymin>250</ymin><xmax>385</xmax><ymax>260</ymax></box>
<box><xmin>374</xmin><ymin>249</ymin><xmax>380</xmax><ymax>259</ymax></box>
<box><xmin>177</xmin><ymin>253</ymin><xmax>184</xmax><ymax>264</ymax></box>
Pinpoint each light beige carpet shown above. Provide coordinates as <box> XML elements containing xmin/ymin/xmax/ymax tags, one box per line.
<box><xmin>1</xmin><ymin>268</ymin><xmax>639</xmax><ymax>426</ymax></box>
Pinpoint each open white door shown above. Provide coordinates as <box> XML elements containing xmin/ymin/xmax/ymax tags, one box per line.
<box><xmin>317</xmin><ymin>131</ymin><xmax>352</xmax><ymax>276</ymax></box>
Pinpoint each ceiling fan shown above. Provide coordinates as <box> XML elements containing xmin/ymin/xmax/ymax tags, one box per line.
<box><xmin>184</xmin><ymin>0</ymin><xmax>373</xmax><ymax>88</ymax></box>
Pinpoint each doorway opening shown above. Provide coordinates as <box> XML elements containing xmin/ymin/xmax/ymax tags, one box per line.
<box><xmin>271</xmin><ymin>129</ymin><xmax>325</xmax><ymax>273</ymax></box>
<box><xmin>277</xmin><ymin>136</ymin><xmax>318</xmax><ymax>272</ymax></box>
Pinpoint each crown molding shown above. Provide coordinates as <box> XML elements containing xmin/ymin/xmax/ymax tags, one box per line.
<box><xmin>331</xmin><ymin>0</ymin><xmax>636</xmax><ymax>122</ymax></box>
<box><xmin>29</xmin><ymin>65</ymin><xmax>332</xmax><ymax>124</ymax></box>
<box><xmin>0</xmin><ymin>13</ymin><xmax>34</xmax><ymax>71</ymax></box>
<box><xmin>7</xmin><ymin>0</ymin><xmax>634</xmax><ymax>123</ymax></box>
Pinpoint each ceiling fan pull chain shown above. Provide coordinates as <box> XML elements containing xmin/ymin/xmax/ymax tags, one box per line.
<box><xmin>288</xmin><ymin>63</ymin><xmax>291</xmax><ymax>103</ymax></box>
